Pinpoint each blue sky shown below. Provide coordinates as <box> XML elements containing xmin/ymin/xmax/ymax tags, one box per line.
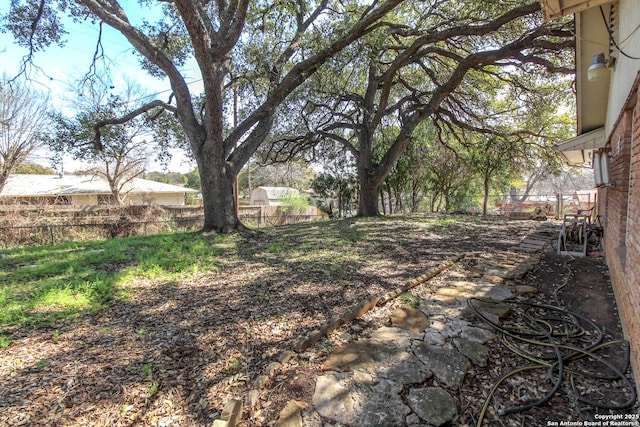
<box><xmin>0</xmin><ymin>4</ymin><xmax>199</xmax><ymax>173</ymax></box>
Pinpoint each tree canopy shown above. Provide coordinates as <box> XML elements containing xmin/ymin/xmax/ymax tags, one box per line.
<box><xmin>2</xmin><ymin>1</ymin><xmax>575</xmax><ymax>228</ymax></box>
<box><xmin>48</xmin><ymin>77</ymin><xmax>158</xmax><ymax>204</ymax></box>
<box><xmin>264</xmin><ymin>1</ymin><xmax>574</xmax><ymax>215</ymax></box>
<box><xmin>0</xmin><ymin>75</ymin><xmax>52</xmax><ymax>192</ymax></box>
<box><xmin>3</xmin><ymin>0</ymin><xmax>406</xmax><ymax>232</ymax></box>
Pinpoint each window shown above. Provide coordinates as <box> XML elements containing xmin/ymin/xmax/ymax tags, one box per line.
<box><xmin>98</xmin><ymin>195</ymin><xmax>115</xmax><ymax>205</ymax></box>
<box><xmin>54</xmin><ymin>196</ymin><xmax>70</xmax><ymax>205</ymax></box>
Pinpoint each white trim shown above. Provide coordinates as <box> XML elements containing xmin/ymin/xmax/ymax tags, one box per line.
<box><xmin>555</xmin><ymin>127</ymin><xmax>607</xmax><ymax>164</ymax></box>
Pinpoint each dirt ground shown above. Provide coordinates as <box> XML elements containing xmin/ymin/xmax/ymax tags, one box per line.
<box><xmin>454</xmin><ymin>246</ymin><xmax>638</xmax><ymax>426</ymax></box>
<box><xmin>0</xmin><ymin>215</ymin><xmax>636</xmax><ymax>426</ymax></box>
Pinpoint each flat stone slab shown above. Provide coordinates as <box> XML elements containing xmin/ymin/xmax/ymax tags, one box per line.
<box><xmin>515</xmin><ymin>246</ymin><xmax>541</xmax><ymax>253</ymax></box>
<box><xmin>406</xmin><ymin>387</ymin><xmax>457</xmax><ymax>427</ymax></box>
<box><xmin>471</xmin><ymin>299</ymin><xmax>511</xmax><ymax>319</ymax></box>
<box><xmin>412</xmin><ymin>343</ymin><xmax>471</xmax><ymax>388</ymax></box>
<box><xmin>518</xmin><ymin>242</ymin><xmax>544</xmax><ymax>251</ymax></box>
<box><xmin>274</xmin><ymin>400</ymin><xmax>307</xmax><ymax>427</ymax></box>
<box><xmin>375</xmin><ymin>349</ymin><xmax>432</xmax><ymax>384</ymax></box>
<box><xmin>369</xmin><ymin>326</ymin><xmax>416</xmax><ymax>347</ymax></box>
<box><xmin>424</xmin><ymin>330</ymin><xmax>446</xmax><ymax>346</ymax></box>
<box><xmin>313</xmin><ymin>374</ymin><xmax>357</xmax><ymax>424</ymax></box>
<box><xmin>521</xmin><ymin>238</ymin><xmax>547</xmax><ymax>246</ymax></box>
<box><xmin>390</xmin><ymin>307</ymin><xmax>430</xmax><ymax>333</ymax></box>
<box><xmin>313</xmin><ymin>374</ymin><xmax>410</xmax><ymax>426</ymax></box>
<box><xmin>454</xmin><ymin>338</ymin><xmax>489</xmax><ymax>367</ymax></box>
<box><xmin>515</xmin><ymin>285</ymin><xmax>539</xmax><ymax>295</ymax></box>
<box><xmin>460</xmin><ymin>326</ymin><xmax>495</xmax><ymax>343</ymax></box>
<box><xmin>437</xmin><ymin>318</ymin><xmax>472</xmax><ymax>338</ymax></box>
<box><xmin>433</xmin><ymin>287</ymin><xmax>469</xmax><ymax>304</ymax></box>
<box><xmin>486</xmin><ymin>286</ymin><xmax>514</xmax><ymax>301</ymax></box>
<box><xmin>322</xmin><ymin>341</ymin><xmax>378</xmax><ymax>372</ymax></box>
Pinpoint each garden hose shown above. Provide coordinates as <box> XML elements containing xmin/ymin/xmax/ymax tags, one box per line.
<box><xmin>469</xmin><ymin>296</ymin><xmax>636</xmax><ymax>426</ymax></box>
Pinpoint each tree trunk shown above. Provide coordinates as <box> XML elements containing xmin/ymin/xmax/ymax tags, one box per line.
<box><xmin>482</xmin><ymin>175</ymin><xmax>490</xmax><ymax>216</ymax></box>
<box><xmin>356</xmin><ymin>125</ymin><xmax>382</xmax><ymax>216</ymax></box>
<box><xmin>197</xmin><ymin>156</ymin><xmax>238</xmax><ymax>233</ymax></box>
<box><xmin>358</xmin><ymin>174</ymin><xmax>380</xmax><ymax>216</ymax></box>
<box><xmin>0</xmin><ymin>169</ymin><xmax>10</xmax><ymax>194</ymax></box>
<box><xmin>395</xmin><ymin>188</ymin><xmax>403</xmax><ymax>213</ymax></box>
<box><xmin>410</xmin><ymin>182</ymin><xmax>418</xmax><ymax>213</ymax></box>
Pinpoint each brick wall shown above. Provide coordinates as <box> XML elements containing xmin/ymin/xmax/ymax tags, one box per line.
<box><xmin>603</xmin><ymin>91</ymin><xmax>640</xmax><ymax>382</ymax></box>
<box><xmin>628</xmin><ymin>101</ymin><xmax>640</xmax><ymax>300</ymax></box>
<box><xmin>603</xmin><ymin>110</ymin><xmax>632</xmax><ymax>248</ymax></box>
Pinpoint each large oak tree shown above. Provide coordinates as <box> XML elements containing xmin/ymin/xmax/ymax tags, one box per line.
<box><xmin>264</xmin><ymin>1</ymin><xmax>574</xmax><ymax>216</ymax></box>
<box><xmin>3</xmin><ymin>0</ymin><xmax>404</xmax><ymax>232</ymax></box>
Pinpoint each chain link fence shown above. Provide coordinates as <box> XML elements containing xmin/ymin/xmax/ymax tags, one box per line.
<box><xmin>0</xmin><ymin>210</ymin><xmax>326</xmax><ymax>249</ymax></box>
<box><xmin>0</xmin><ymin>191</ymin><xmax>595</xmax><ymax>248</ymax></box>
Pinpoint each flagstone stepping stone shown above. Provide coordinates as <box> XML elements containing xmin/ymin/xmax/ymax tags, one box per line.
<box><xmin>424</xmin><ymin>330</ymin><xmax>446</xmax><ymax>346</ymax></box>
<box><xmin>375</xmin><ymin>348</ymin><xmax>432</xmax><ymax>384</ymax></box>
<box><xmin>486</xmin><ymin>286</ymin><xmax>514</xmax><ymax>301</ymax></box>
<box><xmin>483</xmin><ymin>274</ymin><xmax>504</xmax><ymax>283</ymax></box>
<box><xmin>412</xmin><ymin>343</ymin><xmax>471</xmax><ymax>388</ymax></box>
<box><xmin>360</xmin><ymin>379</ymin><xmax>411</xmax><ymax>427</ymax></box>
<box><xmin>451</xmin><ymin>280</ymin><xmax>477</xmax><ymax>290</ymax></box>
<box><xmin>274</xmin><ymin>400</ymin><xmax>307</xmax><ymax>427</ymax></box>
<box><xmin>321</xmin><ymin>341</ymin><xmax>378</xmax><ymax>372</ymax></box>
<box><xmin>436</xmin><ymin>318</ymin><xmax>472</xmax><ymax>338</ymax></box>
<box><xmin>459</xmin><ymin>326</ymin><xmax>495</xmax><ymax>343</ymax></box>
<box><xmin>406</xmin><ymin>387</ymin><xmax>457</xmax><ymax>427</ymax></box>
<box><xmin>312</xmin><ymin>374</ymin><xmax>357</xmax><ymax>424</ymax></box>
<box><xmin>521</xmin><ymin>238</ymin><xmax>547</xmax><ymax>247</ymax></box>
<box><xmin>312</xmin><ymin>374</ymin><xmax>410</xmax><ymax>426</ymax></box>
<box><xmin>484</xmin><ymin>257</ymin><xmax>538</xmax><ymax>280</ymax></box>
<box><xmin>470</xmin><ymin>299</ymin><xmax>511</xmax><ymax>319</ymax></box>
<box><xmin>515</xmin><ymin>285</ymin><xmax>539</xmax><ymax>295</ymax></box>
<box><xmin>454</xmin><ymin>338</ymin><xmax>489</xmax><ymax>367</ymax></box>
<box><xmin>369</xmin><ymin>326</ymin><xmax>417</xmax><ymax>347</ymax></box>
<box><xmin>390</xmin><ymin>307</ymin><xmax>430</xmax><ymax>333</ymax></box>
<box><xmin>434</xmin><ymin>287</ymin><xmax>469</xmax><ymax>304</ymax></box>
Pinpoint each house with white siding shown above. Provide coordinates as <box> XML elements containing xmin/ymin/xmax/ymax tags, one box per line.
<box><xmin>0</xmin><ymin>174</ymin><xmax>198</xmax><ymax>206</ymax></box>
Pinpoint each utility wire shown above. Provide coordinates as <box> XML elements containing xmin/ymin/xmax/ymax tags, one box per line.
<box><xmin>600</xmin><ymin>6</ymin><xmax>640</xmax><ymax>60</ymax></box>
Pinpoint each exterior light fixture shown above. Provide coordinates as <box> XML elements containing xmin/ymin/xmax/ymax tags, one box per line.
<box><xmin>587</xmin><ymin>52</ymin><xmax>610</xmax><ymax>81</ymax></box>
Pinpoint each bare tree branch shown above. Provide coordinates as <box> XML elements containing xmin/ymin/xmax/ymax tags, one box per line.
<box><xmin>93</xmin><ymin>100</ymin><xmax>177</xmax><ymax>149</ymax></box>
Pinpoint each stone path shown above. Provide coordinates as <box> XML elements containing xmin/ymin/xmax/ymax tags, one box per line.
<box><xmin>271</xmin><ymin>223</ymin><xmax>558</xmax><ymax>427</ymax></box>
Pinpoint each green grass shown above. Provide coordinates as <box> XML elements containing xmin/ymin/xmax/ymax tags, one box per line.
<box><xmin>0</xmin><ymin>335</ymin><xmax>11</xmax><ymax>348</ymax></box>
<box><xmin>0</xmin><ymin>214</ymin><xmax>484</xmax><ymax>330</ymax></box>
<box><xmin>399</xmin><ymin>292</ymin><xmax>421</xmax><ymax>309</ymax></box>
<box><xmin>0</xmin><ymin>231</ymin><xmax>230</xmax><ymax>328</ymax></box>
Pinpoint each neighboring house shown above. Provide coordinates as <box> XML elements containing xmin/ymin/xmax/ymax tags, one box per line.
<box><xmin>541</xmin><ymin>1</ymin><xmax>640</xmax><ymax>380</ymax></box>
<box><xmin>0</xmin><ymin>174</ymin><xmax>198</xmax><ymax>206</ymax></box>
<box><xmin>249</xmin><ymin>186</ymin><xmax>300</xmax><ymax>206</ymax></box>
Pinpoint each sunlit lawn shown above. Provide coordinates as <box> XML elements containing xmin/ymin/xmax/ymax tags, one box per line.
<box><xmin>0</xmin><ymin>214</ymin><xmax>481</xmax><ymax>347</ymax></box>
<box><xmin>0</xmin><ymin>232</ymin><xmax>228</xmax><ymax>330</ymax></box>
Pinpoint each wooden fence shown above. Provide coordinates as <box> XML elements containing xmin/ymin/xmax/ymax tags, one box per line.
<box><xmin>0</xmin><ymin>205</ymin><xmax>326</xmax><ymax>248</ymax></box>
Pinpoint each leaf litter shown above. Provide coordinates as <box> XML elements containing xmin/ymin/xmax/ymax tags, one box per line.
<box><xmin>1</xmin><ymin>215</ymin><xmax>632</xmax><ymax>426</ymax></box>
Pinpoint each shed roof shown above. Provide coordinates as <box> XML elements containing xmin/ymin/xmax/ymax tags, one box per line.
<box><xmin>0</xmin><ymin>174</ymin><xmax>198</xmax><ymax>197</ymax></box>
<box><xmin>254</xmin><ymin>186</ymin><xmax>300</xmax><ymax>199</ymax></box>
